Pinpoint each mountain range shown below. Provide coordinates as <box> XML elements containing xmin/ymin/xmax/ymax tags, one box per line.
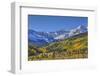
<box><xmin>28</xmin><ymin>25</ymin><xmax>87</xmax><ymax>46</ymax></box>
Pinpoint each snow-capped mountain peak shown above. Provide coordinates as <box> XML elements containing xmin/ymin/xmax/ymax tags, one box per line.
<box><xmin>54</xmin><ymin>25</ymin><xmax>87</xmax><ymax>40</ymax></box>
<box><xmin>77</xmin><ymin>25</ymin><xmax>84</xmax><ymax>29</ymax></box>
<box><xmin>28</xmin><ymin>25</ymin><xmax>87</xmax><ymax>46</ymax></box>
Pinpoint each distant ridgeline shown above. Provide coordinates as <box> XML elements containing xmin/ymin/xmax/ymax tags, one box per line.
<box><xmin>28</xmin><ymin>25</ymin><xmax>88</xmax><ymax>60</ymax></box>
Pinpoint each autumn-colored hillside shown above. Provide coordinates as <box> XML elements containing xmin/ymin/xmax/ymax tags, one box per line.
<box><xmin>28</xmin><ymin>32</ymin><xmax>88</xmax><ymax>61</ymax></box>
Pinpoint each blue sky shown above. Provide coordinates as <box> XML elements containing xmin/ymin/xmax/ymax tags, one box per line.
<box><xmin>28</xmin><ymin>15</ymin><xmax>88</xmax><ymax>32</ymax></box>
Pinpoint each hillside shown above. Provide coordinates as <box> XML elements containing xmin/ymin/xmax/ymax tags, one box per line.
<box><xmin>28</xmin><ymin>32</ymin><xmax>88</xmax><ymax>61</ymax></box>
